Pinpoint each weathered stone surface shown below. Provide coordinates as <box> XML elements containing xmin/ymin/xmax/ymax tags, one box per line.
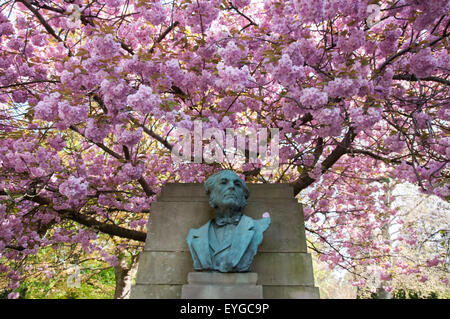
<box><xmin>181</xmin><ymin>284</ymin><xmax>263</xmax><ymax>299</ymax></box>
<box><xmin>144</xmin><ymin>201</ymin><xmax>211</xmax><ymax>251</ymax></box>
<box><xmin>263</xmin><ymin>286</ymin><xmax>320</xmax><ymax>299</ymax></box>
<box><xmin>244</xmin><ymin>201</ymin><xmax>307</xmax><ymax>252</ymax></box>
<box><xmin>135</xmin><ymin>251</ymin><xmax>193</xmax><ymax>284</ymax></box>
<box><xmin>181</xmin><ymin>272</ymin><xmax>263</xmax><ymax>299</ymax></box>
<box><xmin>187</xmin><ymin>272</ymin><xmax>258</xmax><ymax>285</ymax></box>
<box><xmin>131</xmin><ymin>284</ymin><xmax>182</xmax><ymax>299</ymax></box>
<box><xmin>253</xmin><ymin>252</ymin><xmax>315</xmax><ymax>286</ymax></box>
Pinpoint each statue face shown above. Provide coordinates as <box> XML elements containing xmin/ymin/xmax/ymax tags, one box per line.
<box><xmin>208</xmin><ymin>171</ymin><xmax>247</xmax><ymax>213</ymax></box>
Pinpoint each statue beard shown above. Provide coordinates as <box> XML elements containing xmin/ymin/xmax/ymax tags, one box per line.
<box><xmin>210</xmin><ymin>197</ymin><xmax>245</xmax><ymax>220</ymax></box>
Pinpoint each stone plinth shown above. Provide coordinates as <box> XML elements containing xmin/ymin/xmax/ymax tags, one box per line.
<box><xmin>130</xmin><ymin>183</ymin><xmax>320</xmax><ymax>299</ymax></box>
<box><xmin>181</xmin><ymin>272</ymin><xmax>262</xmax><ymax>299</ymax></box>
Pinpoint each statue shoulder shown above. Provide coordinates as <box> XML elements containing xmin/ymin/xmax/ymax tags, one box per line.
<box><xmin>255</xmin><ymin>216</ymin><xmax>271</xmax><ymax>232</ymax></box>
<box><xmin>242</xmin><ymin>215</ymin><xmax>271</xmax><ymax>232</ymax></box>
<box><xmin>187</xmin><ymin>220</ymin><xmax>211</xmax><ymax>239</ymax></box>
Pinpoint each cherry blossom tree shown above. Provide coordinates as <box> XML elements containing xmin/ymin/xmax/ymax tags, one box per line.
<box><xmin>0</xmin><ymin>0</ymin><xmax>448</xmax><ymax>297</ymax></box>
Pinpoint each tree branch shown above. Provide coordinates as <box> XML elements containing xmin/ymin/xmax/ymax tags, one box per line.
<box><xmin>69</xmin><ymin>125</ymin><xmax>123</xmax><ymax>160</ymax></box>
<box><xmin>0</xmin><ymin>190</ymin><xmax>146</xmax><ymax>242</ymax></box>
<box><xmin>291</xmin><ymin>128</ymin><xmax>356</xmax><ymax>196</ymax></box>
<box><xmin>393</xmin><ymin>74</ymin><xmax>450</xmax><ymax>86</ymax></box>
<box><xmin>129</xmin><ymin>116</ymin><xmax>173</xmax><ymax>151</ymax></box>
<box><xmin>350</xmin><ymin>149</ymin><xmax>413</xmax><ymax>166</ymax></box>
<box><xmin>18</xmin><ymin>0</ymin><xmax>64</xmax><ymax>44</ymax></box>
<box><xmin>377</xmin><ymin>32</ymin><xmax>449</xmax><ymax>74</ymax></box>
<box><xmin>60</xmin><ymin>207</ymin><xmax>146</xmax><ymax>242</ymax></box>
<box><xmin>149</xmin><ymin>21</ymin><xmax>179</xmax><ymax>54</ymax></box>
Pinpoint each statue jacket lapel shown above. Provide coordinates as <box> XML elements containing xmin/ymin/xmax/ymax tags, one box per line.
<box><xmin>229</xmin><ymin>215</ymin><xmax>255</xmax><ymax>268</ymax></box>
<box><xmin>209</xmin><ymin>225</ymin><xmax>232</xmax><ymax>257</ymax></box>
<box><xmin>187</xmin><ymin>221</ymin><xmax>213</xmax><ymax>270</ymax></box>
<box><xmin>187</xmin><ymin>215</ymin><xmax>258</xmax><ymax>271</ymax></box>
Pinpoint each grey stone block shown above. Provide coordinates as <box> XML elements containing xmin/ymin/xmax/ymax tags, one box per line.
<box><xmin>187</xmin><ymin>272</ymin><xmax>258</xmax><ymax>285</ymax></box>
<box><xmin>181</xmin><ymin>284</ymin><xmax>263</xmax><ymax>299</ymax></box>
<box><xmin>144</xmin><ymin>201</ymin><xmax>211</xmax><ymax>251</ymax></box>
<box><xmin>253</xmin><ymin>253</ymin><xmax>315</xmax><ymax>286</ymax></box>
<box><xmin>181</xmin><ymin>272</ymin><xmax>263</xmax><ymax>299</ymax></box>
<box><xmin>130</xmin><ymin>284</ymin><xmax>182</xmax><ymax>299</ymax></box>
<box><xmin>263</xmin><ymin>286</ymin><xmax>320</xmax><ymax>299</ymax></box>
<box><xmin>135</xmin><ymin>251</ymin><xmax>193</xmax><ymax>284</ymax></box>
<box><xmin>243</xmin><ymin>201</ymin><xmax>307</xmax><ymax>252</ymax></box>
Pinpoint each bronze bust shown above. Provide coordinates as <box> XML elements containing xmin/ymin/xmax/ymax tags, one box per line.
<box><xmin>186</xmin><ymin>170</ymin><xmax>270</xmax><ymax>272</ymax></box>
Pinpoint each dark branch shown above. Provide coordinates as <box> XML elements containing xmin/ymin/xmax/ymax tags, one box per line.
<box><xmin>18</xmin><ymin>0</ymin><xmax>64</xmax><ymax>44</ymax></box>
<box><xmin>0</xmin><ymin>190</ymin><xmax>146</xmax><ymax>242</ymax></box>
<box><xmin>291</xmin><ymin>128</ymin><xmax>356</xmax><ymax>196</ymax></box>
<box><xmin>393</xmin><ymin>74</ymin><xmax>450</xmax><ymax>86</ymax></box>
<box><xmin>149</xmin><ymin>21</ymin><xmax>180</xmax><ymax>54</ymax></box>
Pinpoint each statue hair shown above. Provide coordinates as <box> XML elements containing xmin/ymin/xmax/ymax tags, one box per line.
<box><xmin>204</xmin><ymin>170</ymin><xmax>249</xmax><ymax>210</ymax></box>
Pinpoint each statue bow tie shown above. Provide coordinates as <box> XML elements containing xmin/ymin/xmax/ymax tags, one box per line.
<box><xmin>215</xmin><ymin>216</ymin><xmax>241</xmax><ymax>227</ymax></box>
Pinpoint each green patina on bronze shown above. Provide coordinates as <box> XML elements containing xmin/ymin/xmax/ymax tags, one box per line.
<box><xmin>186</xmin><ymin>170</ymin><xmax>271</xmax><ymax>272</ymax></box>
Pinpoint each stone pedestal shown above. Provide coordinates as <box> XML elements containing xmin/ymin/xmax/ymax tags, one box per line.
<box><xmin>181</xmin><ymin>272</ymin><xmax>262</xmax><ymax>299</ymax></box>
<box><xmin>130</xmin><ymin>183</ymin><xmax>320</xmax><ymax>299</ymax></box>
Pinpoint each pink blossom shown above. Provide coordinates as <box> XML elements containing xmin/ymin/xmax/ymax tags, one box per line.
<box><xmin>338</xmin><ymin>28</ymin><xmax>365</xmax><ymax>53</ymax></box>
<box><xmin>116</xmin><ymin>127</ymin><xmax>143</xmax><ymax>147</ymax></box>
<box><xmin>351</xmin><ymin>279</ymin><xmax>365</xmax><ymax>287</ymax></box>
<box><xmin>230</xmin><ymin>0</ymin><xmax>251</xmax><ymax>8</ymax></box>
<box><xmin>47</xmin><ymin>135</ymin><xmax>66</xmax><ymax>151</ymax></box>
<box><xmin>413</xmin><ymin>112</ymin><xmax>431</xmax><ymax>129</ymax></box>
<box><xmin>272</xmin><ymin>54</ymin><xmax>305</xmax><ymax>86</ymax></box>
<box><xmin>384</xmin><ymin>135</ymin><xmax>406</xmax><ymax>153</ymax></box>
<box><xmin>84</xmin><ymin>119</ymin><xmax>109</xmax><ymax>143</ymax></box>
<box><xmin>419</xmin><ymin>275</ymin><xmax>428</xmax><ymax>283</ymax></box>
<box><xmin>91</xmin><ymin>34</ymin><xmax>121</xmax><ymax>59</ymax></box>
<box><xmin>380</xmin><ymin>271</ymin><xmax>391</xmax><ymax>281</ymax></box>
<box><xmin>127</xmin><ymin>85</ymin><xmax>161</xmax><ymax>115</ymax></box>
<box><xmin>0</xmin><ymin>0</ymin><xmax>448</xmax><ymax>293</ymax></box>
<box><xmin>0</xmin><ymin>22</ymin><xmax>14</xmax><ymax>36</ymax></box>
<box><xmin>57</xmin><ymin>101</ymin><xmax>88</xmax><ymax>127</ymax></box>
<box><xmin>409</xmin><ymin>47</ymin><xmax>437</xmax><ymax>78</ymax></box>
<box><xmin>105</xmin><ymin>0</ymin><xmax>124</xmax><ymax>7</ymax></box>
<box><xmin>384</xmin><ymin>286</ymin><xmax>393</xmax><ymax>293</ymax></box>
<box><xmin>104</xmin><ymin>254</ymin><xmax>118</xmax><ymax>267</ymax></box>
<box><xmin>59</xmin><ymin>176</ymin><xmax>89</xmax><ymax>201</ymax></box>
<box><xmin>379</xmin><ymin>28</ymin><xmax>402</xmax><ymax>56</ymax></box>
<box><xmin>218</xmin><ymin>41</ymin><xmax>248</xmax><ymax>66</ymax></box>
<box><xmin>31</xmin><ymin>34</ymin><xmax>46</xmax><ymax>47</ymax></box>
<box><xmin>325</xmin><ymin>78</ymin><xmax>359</xmax><ymax>99</ymax></box>
<box><xmin>8</xmin><ymin>292</ymin><xmax>19</xmax><ymax>299</ymax></box>
<box><xmin>142</xmin><ymin>1</ymin><xmax>167</xmax><ymax>25</ymax></box>
<box><xmin>35</xmin><ymin>93</ymin><xmax>60</xmax><ymax>121</ymax></box>
<box><xmin>215</xmin><ymin>62</ymin><xmax>253</xmax><ymax>91</ymax></box>
<box><xmin>262</xmin><ymin>212</ymin><xmax>270</xmax><ymax>218</ymax></box>
<box><xmin>120</xmin><ymin>162</ymin><xmax>144</xmax><ymax>181</ymax></box>
<box><xmin>426</xmin><ymin>257</ymin><xmax>441</xmax><ymax>267</ymax></box>
<box><xmin>318</xmin><ymin>199</ymin><xmax>329</xmax><ymax>211</ymax></box>
<box><xmin>299</xmin><ymin>88</ymin><xmax>328</xmax><ymax>108</ymax></box>
<box><xmin>293</xmin><ymin>0</ymin><xmax>326</xmax><ymax>23</ymax></box>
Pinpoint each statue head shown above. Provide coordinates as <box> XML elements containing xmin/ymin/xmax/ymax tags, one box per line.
<box><xmin>204</xmin><ymin>170</ymin><xmax>249</xmax><ymax>215</ymax></box>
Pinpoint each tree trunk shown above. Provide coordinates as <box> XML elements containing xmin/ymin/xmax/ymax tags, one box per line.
<box><xmin>114</xmin><ymin>255</ymin><xmax>139</xmax><ymax>299</ymax></box>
